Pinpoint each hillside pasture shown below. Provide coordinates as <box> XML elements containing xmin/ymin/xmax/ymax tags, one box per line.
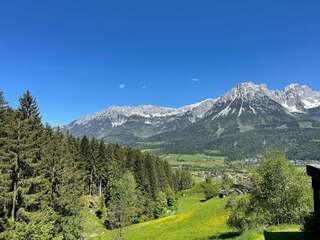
<box><xmin>86</xmin><ymin>190</ymin><xmax>303</xmax><ymax>240</ymax></box>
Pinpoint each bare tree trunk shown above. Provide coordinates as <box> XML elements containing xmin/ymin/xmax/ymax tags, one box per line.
<box><xmin>11</xmin><ymin>181</ymin><xmax>17</xmax><ymax>221</ymax></box>
<box><xmin>89</xmin><ymin>169</ymin><xmax>93</xmax><ymax>196</ymax></box>
<box><xmin>51</xmin><ymin>164</ymin><xmax>56</xmax><ymax>204</ymax></box>
<box><xmin>12</xmin><ymin>121</ymin><xmax>21</xmax><ymax>222</ymax></box>
<box><xmin>99</xmin><ymin>178</ymin><xmax>102</xmax><ymax>197</ymax></box>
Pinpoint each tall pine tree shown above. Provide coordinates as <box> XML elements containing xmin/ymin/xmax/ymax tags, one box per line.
<box><xmin>0</xmin><ymin>91</ymin><xmax>10</xmax><ymax>229</ymax></box>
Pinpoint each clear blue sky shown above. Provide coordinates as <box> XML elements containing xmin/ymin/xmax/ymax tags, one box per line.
<box><xmin>1</xmin><ymin>0</ymin><xmax>320</xmax><ymax>126</ymax></box>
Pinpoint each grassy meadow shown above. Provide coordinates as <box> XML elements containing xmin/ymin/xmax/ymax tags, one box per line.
<box><xmin>84</xmin><ymin>189</ymin><xmax>303</xmax><ymax>240</ymax></box>
<box><xmin>159</xmin><ymin>153</ymin><xmax>226</xmax><ymax>171</ymax></box>
<box><xmin>86</xmin><ymin>191</ymin><xmax>232</xmax><ymax>240</ymax></box>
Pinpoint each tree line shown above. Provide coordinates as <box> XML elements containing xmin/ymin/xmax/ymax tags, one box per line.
<box><xmin>0</xmin><ymin>90</ymin><xmax>192</xmax><ymax>239</ymax></box>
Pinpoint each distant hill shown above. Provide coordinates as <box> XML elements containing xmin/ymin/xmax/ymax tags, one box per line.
<box><xmin>61</xmin><ymin>82</ymin><xmax>320</xmax><ymax>160</ymax></box>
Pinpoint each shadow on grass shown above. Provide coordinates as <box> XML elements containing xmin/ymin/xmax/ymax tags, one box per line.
<box><xmin>208</xmin><ymin>231</ymin><xmax>241</xmax><ymax>239</ymax></box>
<box><xmin>264</xmin><ymin>231</ymin><xmax>316</xmax><ymax>240</ymax></box>
<box><xmin>206</xmin><ymin>231</ymin><xmax>317</xmax><ymax>240</ymax></box>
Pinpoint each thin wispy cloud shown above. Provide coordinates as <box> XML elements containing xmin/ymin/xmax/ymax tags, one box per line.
<box><xmin>192</xmin><ymin>78</ymin><xmax>200</xmax><ymax>82</ymax></box>
<box><xmin>119</xmin><ymin>83</ymin><xmax>125</xmax><ymax>89</ymax></box>
<box><xmin>142</xmin><ymin>85</ymin><xmax>147</xmax><ymax>89</ymax></box>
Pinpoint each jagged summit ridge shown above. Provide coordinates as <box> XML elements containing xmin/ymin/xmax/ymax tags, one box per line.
<box><xmin>62</xmin><ymin>82</ymin><xmax>320</xmax><ymax>141</ymax></box>
<box><xmin>280</xmin><ymin>83</ymin><xmax>320</xmax><ymax>110</ymax></box>
<box><xmin>72</xmin><ymin>99</ymin><xmax>217</xmax><ymax>127</ymax></box>
<box><xmin>60</xmin><ymin>81</ymin><xmax>320</xmax><ymax>159</ymax></box>
<box><xmin>216</xmin><ymin>82</ymin><xmax>320</xmax><ymax>113</ymax></box>
<box><xmin>68</xmin><ymin>82</ymin><xmax>320</xmax><ymax>127</ymax></box>
<box><xmin>218</xmin><ymin>82</ymin><xmax>269</xmax><ymax>103</ymax></box>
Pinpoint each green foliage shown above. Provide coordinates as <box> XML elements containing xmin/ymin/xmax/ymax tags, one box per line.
<box><xmin>159</xmin><ymin>153</ymin><xmax>226</xmax><ymax>173</ymax></box>
<box><xmin>107</xmin><ymin>171</ymin><xmax>138</xmax><ymax>228</ymax></box>
<box><xmin>89</xmin><ymin>191</ymin><xmax>233</xmax><ymax>240</ymax></box>
<box><xmin>14</xmin><ymin>208</ymin><xmax>58</xmax><ymax>240</ymax></box>
<box><xmin>200</xmin><ymin>178</ymin><xmax>220</xmax><ymax>201</ymax></box>
<box><xmin>226</xmin><ymin>195</ymin><xmax>254</xmax><ymax>230</ymax></box>
<box><xmin>174</xmin><ymin>168</ymin><xmax>193</xmax><ymax>191</ymax></box>
<box><xmin>227</xmin><ymin>150</ymin><xmax>312</xmax><ymax>230</ymax></box>
<box><xmin>221</xmin><ymin>177</ymin><xmax>234</xmax><ymax>195</ymax></box>
<box><xmin>165</xmin><ymin>188</ymin><xmax>177</xmax><ymax>211</ymax></box>
<box><xmin>18</xmin><ymin>90</ymin><xmax>41</xmax><ymax>121</ymax></box>
<box><xmin>145</xmin><ymin>110</ymin><xmax>320</xmax><ymax>161</ymax></box>
<box><xmin>60</xmin><ymin>216</ymin><xmax>83</xmax><ymax>240</ymax></box>
<box><xmin>0</xmin><ymin>90</ymin><xmax>83</xmax><ymax>239</ymax></box>
<box><xmin>153</xmin><ymin>192</ymin><xmax>167</xmax><ymax>219</ymax></box>
<box><xmin>105</xmin><ymin>172</ymin><xmax>138</xmax><ymax>240</ymax></box>
<box><xmin>0</xmin><ymin>89</ymin><xmax>192</xmax><ymax>239</ymax></box>
<box><xmin>254</xmin><ymin>150</ymin><xmax>312</xmax><ymax>225</ymax></box>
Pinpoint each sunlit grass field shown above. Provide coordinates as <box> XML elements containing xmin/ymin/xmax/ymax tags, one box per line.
<box><xmin>159</xmin><ymin>153</ymin><xmax>226</xmax><ymax>169</ymax></box>
<box><xmin>88</xmin><ymin>192</ymin><xmax>232</xmax><ymax>240</ymax></box>
<box><xmin>85</xmin><ymin>189</ymin><xmax>302</xmax><ymax>240</ymax></box>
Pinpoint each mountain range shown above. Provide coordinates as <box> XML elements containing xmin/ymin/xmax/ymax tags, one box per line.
<box><xmin>61</xmin><ymin>82</ymin><xmax>320</xmax><ymax>160</ymax></box>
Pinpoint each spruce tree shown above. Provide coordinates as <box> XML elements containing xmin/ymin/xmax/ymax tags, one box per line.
<box><xmin>18</xmin><ymin>90</ymin><xmax>40</xmax><ymax>121</ymax></box>
<box><xmin>133</xmin><ymin>153</ymin><xmax>146</xmax><ymax>190</ymax></box>
<box><xmin>145</xmin><ymin>154</ymin><xmax>159</xmax><ymax>200</ymax></box>
<box><xmin>17</xmin><ymin>91</ymin><xmax>45</xmax><ymax>221</ymax></box>
<box><xmin>42</xmin><ymin>127</ymin><xmax>65</xmax><ymax>211</ymax></box>
<box><xmin>79</xmin><ymin>136</ymin><xmax>91</xmax><ymax>194</ymax></box>
<box><xmin>104</xmin><ymin>144</ymin><xmax>119</xmax><ymax>204</ymax></box>
<box><xmin>0</xmin><ymin>91</ymin><xmax>10</xmax><ymax>228</ymax></box>
<box><xmin>96</xmin><ymin>140</ymin><xmax>107</xmax><ymax>198</ymax></box>
<box><xmin>0</xmin><ymin>90</ymin><xmax>45</xmax><ymax>223</ymax></box>
<box><xmin>89</xmin><ymin>138</ymin><xmax>100</xmax><ymax>196</ymax></box>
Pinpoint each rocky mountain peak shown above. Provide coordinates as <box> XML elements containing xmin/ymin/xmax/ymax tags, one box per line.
<box><xmin>215</xmin><ymin>82</ymin><xmax>320</xmax><ymax>112</ymax></box>
<box><xmin>70</xmin><ymin>99</ymin><xmax>217</xmax><ymax>128</ymax></box>
<box><xmin>283</xmin><ymin>83</ymin><xmax>311</xmax><ymax>93</ymax></box>
<box><xmin>219</xmin><ymin>82</ymin><xmax>269</xmax><ymax>103</ymax></box>
<box><xmin>62</xmin><ymin>81</ymin><xmax>320</xmax><ymax>143</ymax></box>
<box><xmin>274</xmin><ymin>83</ymin><xmax>320</xmax><ymax>111</ymax></box>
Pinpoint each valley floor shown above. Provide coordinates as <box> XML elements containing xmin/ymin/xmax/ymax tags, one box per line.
<box><xmin>83</xmin><ymin>191</ymin><xmax>303</xmax><ymax>240</ymax></box>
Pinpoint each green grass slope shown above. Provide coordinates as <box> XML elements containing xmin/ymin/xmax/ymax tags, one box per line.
<box><xmin>88</xmin><ymin>192</ymin><xmax>232</xmax><ymax>240</ymax></box>
<box><xmin>85</xmin><ymin>192</ymin><xmax>303</xmax><ymax>240</ymax></box>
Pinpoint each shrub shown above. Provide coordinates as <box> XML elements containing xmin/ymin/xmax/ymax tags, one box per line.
<box><xmin>154</xmin><ymin>192</ymin><xmax>167</xmax><ymax>219</ymax></box>
<box><xmin>61</xmin><ymin>216</ymin><xmax>83</xmax><ymax>240</ymax></box>
<box><xmin>227</xmin><ymin>195</ymin><xmax>251</xmax><ymax>230</ymax></box>
<box><xmin>227</xmin><ymin>150</ymin><xmax>312</xmax><ymax>230</ymax></box>
<box><xmin>201</xmin><ymin>181</ymin><xmax>219</xmax><ymax>201</ymax></box>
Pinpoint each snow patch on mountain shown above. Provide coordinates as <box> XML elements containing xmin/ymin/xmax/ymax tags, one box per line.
<box><xmin>178</xmin><ymin>98</ymin><xmax>217</xmax><ymax>118</ymax></box>
<box><xmin>111</xmin><ymin>118</ymin><xmax>127</xmax><ymax>127</ymax></box>
<box><xmin>70</xmin><ymin>99</ymin><xmax>217</xmax><ymax>128</ymax></box>
<box><xmin>249</xmin><ymin>106</ymin><xmax>256</xmax><ymax>114</ymax></box>
<box><xmin>217</xmin><ymin>82</ymin><xmax>320</xmax><ymax>114</ymax></box>
<box><xmin>208</xmin><ymin>82</ymin><xmax>320</xmax><ymax>120</ymax></box>
<box><xmin>273</xmin><ymin>83</ymin><xmax>320</xmax><ymax>111</ymax></box>
<box><xmin>218</xmin><ymin>82</ymin><xmax>269</xmax><ymax>103</ymax></box>
<box><xmin>63</xmin><ymin>81</ymin><xmax>320</xmax><ymax>131</ymax></box>
<box><xmin>302</xmin><ymin>98</ymin><xmax>320</xmax><ymax>109</ymax></box>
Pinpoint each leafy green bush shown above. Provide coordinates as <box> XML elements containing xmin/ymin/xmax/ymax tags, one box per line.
<box><xmin>165</xmin><ymin>188</ymin><xmax>177</xmax><ymax>211</ymax></box>
<box><xmin>199</xmin><ymin>177</ymin><xmax>220</xmax><ymax>201</ymax></box>
<box><xmin>61</xmin><ymin>216</ymin><xmax>82</xmax><ymax>240</ymax></box>
<box><xmin>203</xmin><ymin>183</ymin><xmax>219</xmax><ymax>200</ymax></box>
<box><xmin>227</xmin><ymin>150</ymin><xmax>312</xmax><ymax>230</ymax></box>
<box><xmin>14</xmin><ymin>209</ymin><xmax>57</xmax><ymax>240</ymax></box>
<box><xmin>154</xmin><ymin>192</ymin><xmax>168</xmax><ymax>219</ymax></box>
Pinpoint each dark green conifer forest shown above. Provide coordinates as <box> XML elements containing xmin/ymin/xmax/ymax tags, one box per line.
<box><xmin>0</xmin><ymin>90</ymin><xmax>192</xmax><ymax>239</ymax></box>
